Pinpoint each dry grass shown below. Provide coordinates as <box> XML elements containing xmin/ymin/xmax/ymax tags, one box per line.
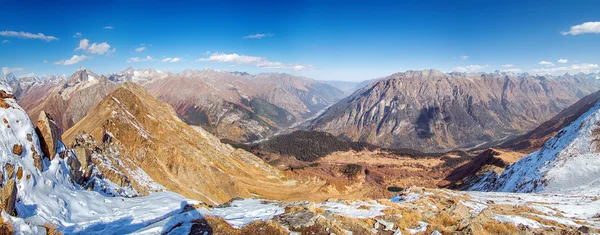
<box><xmin>41</xmin><ymin>224</ymin><xmax>62</xmax><ymax>235</ymax></box>
<box><xmin>239</xmin><ymin>221</ymin><xmax>288</xmax><ymax>235</ymax></box>
<box><xmin>424</xmin><ymin>211</ymin><xmax>459</xmax><ymax>233</ymax></box>
<box><xmin>482</xmin><ymin>221</ymin><xmax>519</xmax><ymax>234</ymax></box>
<box><xmin>0</xmin><ymin>218</ymin><xmax>14</xmax><ymax>235</ymax></box>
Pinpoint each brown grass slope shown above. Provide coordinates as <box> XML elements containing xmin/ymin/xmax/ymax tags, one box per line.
<box><xmin>62</xmin><ymin>82</ymin><xmax>298</xmax><ymax>204</ymax></box>
<box><xmin>62</xmin><ymin>83</ymin><xmax>370</xmax><ymax>205</ymax></box>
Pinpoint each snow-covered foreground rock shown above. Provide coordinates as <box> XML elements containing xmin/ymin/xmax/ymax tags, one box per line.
<box><xmin>468</xmin><ymin>100</ymin><xmax>600</xmax><ymax>194</ymax></box>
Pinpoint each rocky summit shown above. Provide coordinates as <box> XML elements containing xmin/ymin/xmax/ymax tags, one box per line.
<box><xmin>310</xmin><ymin>69</ymin><xmax>600</xmax><ymax>152</ymax></box>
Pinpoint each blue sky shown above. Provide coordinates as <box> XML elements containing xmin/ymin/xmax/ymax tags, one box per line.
<box><xmin>1</xmin><ymin>0</ymin><xmax>599</xmax><ymax>81</ymax></box>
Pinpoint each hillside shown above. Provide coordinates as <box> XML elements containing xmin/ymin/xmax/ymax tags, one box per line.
<box><xmin>467</xmin><ymin>98</ymin><xmax>600</xmax><ymax>194</ymax></box>
<box><xmin>62</xmin><ymin>82</ymin><xmax>298</xmax><ymax>204</ymax></box>
<box><xmin>144</xmin><ymin>69</ymin><xmax>345</xmax><ymax>142</ymax></box>
<box><xmin>309</xmin><ymin>69</ymin><xmax>600</xmax><ymax>152</ymax></box>
<box><xmin>500</xmin><ymin>89</ymin><xmax>600</xmax><ymax>153</ymax></box>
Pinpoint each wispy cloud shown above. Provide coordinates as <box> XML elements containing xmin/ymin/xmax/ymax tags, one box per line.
<box><xmin>53</xmin><ymin>55</ymin><xmax>92</xmax><ymax>65</ymax></box>
<box><xmin>0</xmin><ymin>30</ymin><xmax>58</xmax><ymax>41</ymax></box>
<box><xmin>103</xmin><ymin>26</ymin><xmax>114</xmax><ymax>30</ymax></box>
<box><xmin>2</xmin><ymin>67</ymin><xmax>23</xmax><ymax>75</ymax></box>
<box><xmin>459</xmin><ymin>55</ymin><xmax>469</xmax><ymax>60</ymax></box>
<box><xmin>561</xmin><ymin>22</ymin><xmax>600</xmax><ymax>35</ymax></box>
<box><xmin>135</xmin><ymin>44</ymin><xmax>147</xmax><ymax>52</ymax></box>
<box><xmin>197</xmin><ymin>52</ymin><xmax>310</xmax><ymax>70</ymax></box>
<box><xmin>73</xmin><ymin>32</ymin><xmax>82</xmax><ymax>38</ymax></box>
<box><xmin>452</xmin><ymin>64</ymin><xmax>488</xmax><ymax>73</ymax></box>
<box><xmin>21</xmin><ymin>72</ymin><xmax>34</xmax><ymax>78</ymax></box>
<box><xmin>128</xmin><ymin>56</ymin><xmax>155</xmax><ymax>63</ymax></box>
<box><xmin>538</xmin><ymin>61</ymin><xmax>555</xmax><ymax>66</ymax></box>
<box><xmin>1</xmin><ymin>40</ymin><xmax>9</xmax><ymax>44</ymax></box>
<box><xmin>502</xmin><ymin>68</ymin><xmax>522</xmax><ymax>74</ymax></box>
<box><xmin>44</xmin><ymin>60</ymin><xmax>48</xmax><ymax>64</ymax></box>
<box><xmin>243</xmin><ymin>33</ymin><xmax>273</xmax><ymax>39</ymax></box>
<box><xmin>75</xmin><ymin>39</ymin><xmax>115</xmax><ymax>55</ymax></box>
<box><xmin>502</xmin><ymin>64</ymin><xmax>514</xmax><ymax>68</ymax></box>
<box><xmin>531</xmin><ymin>63</ymin><xmax>599</xmax><ymax>75</ymax></box>
<box><xmin>162</xmin><ymin>57</ymin><xmax>182</xmax><ymax>63</ymax></box>
<box><xmin>557</xmin><ymin>59</ymin><xmax>568</xmax><ymax>64</ymax></box>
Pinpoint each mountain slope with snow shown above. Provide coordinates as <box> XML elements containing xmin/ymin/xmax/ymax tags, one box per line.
<box><xmin>468</xmin><ymin>99</ymin><xmax>600</xmax><ymax>194</ymax></box>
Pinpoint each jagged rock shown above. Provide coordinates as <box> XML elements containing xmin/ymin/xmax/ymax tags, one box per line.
<box><xmin>31</xmin><ymin>145</ymin><xmax>43</xmax><ymax>171</ymax></box>
<box><xmin>36</xmin><ymin>111</ymin><xmax>62</xmax><ymax>160</ymax></box>
<box><xmin>72</xmin><ymin>145</ymin><xmax>92</xmax><ymax>170</ymax></box>
<box><xmin>12</xmin><ymin>144</ymin><xmax>22</xmax><ymax>156</ymax></box>
<box><xmin>16</xmin><ymin>168</ymin><xmax>23</xmax><ymax>180</ymax></box>
<box><xmin>4</xmin><ymin>164</ymin><xmax>14</xmax><ymax>179</ymax></box>
<box><xmin>0</xmin><ymin>179</ymin><xmax>18</xmax><ymax>216</ymax></box>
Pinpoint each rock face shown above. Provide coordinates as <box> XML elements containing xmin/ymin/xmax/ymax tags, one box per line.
<box><xmin>0</xmin><ymin>179</ymin><xmax>17</xmax><ymax>216</ymax></box>
<box><xmin>62</xmin><ymin>82</ymin><xmax>307</xmax><ymax>204</ymax></box>
<box><xmin>468</xmin><ymin>98</ymin><xmax>600</xmax><ymax>194</ymax></box>
<box><xmin>144</xmin><ymin>69</ymin><xmax>345</xmax><ymax>143</ymax></box>
<box><xmin>35</xmin><ymin>111</ymin><xmax>62</xmax><ymax>160</ymax></box>
<box><xmin>310</xmin><ymin>69</ymin><xmax>600</xmax><ymax>152</ymax></box>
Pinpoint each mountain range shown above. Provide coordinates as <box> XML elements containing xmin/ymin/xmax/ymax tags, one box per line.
<box><xmin>2</xmin><ymin>67</ymin><xmax>600</xmax><ymax>233</ymax></box>
<box><xmin>309</xmin><ymin>69</ymin><xmax>600</xmax><ymax>152</ymax></box>
<box><xmin>9</xmin><ymin>67</ymin><xmax>346</xmax><ymax>144</ymax></box>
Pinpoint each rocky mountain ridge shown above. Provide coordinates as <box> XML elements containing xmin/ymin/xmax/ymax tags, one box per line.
<box><xmin>309</xmin><ymin>69</ymin><xmax>600</xmax><ymax>152</ymax></box>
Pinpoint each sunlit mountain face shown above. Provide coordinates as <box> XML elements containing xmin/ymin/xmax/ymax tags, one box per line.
<box><xmin>1</xmin><ymin>1</ymin><xmax>600</xmax><ymax>234</ymax></box>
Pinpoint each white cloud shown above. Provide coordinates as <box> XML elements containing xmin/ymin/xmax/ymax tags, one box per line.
<box><xmin>243</xmin><ymin>33</ymin><xmax>273</xmax><ymax>39</ymax></box>
<box><xmin>502</xmin><ymin>68</ymin><xmax>522</xmax><ymax>73</ymax></box>
<box><xmin>75</xmin><ymin>39</ymin><xmax>115</xmax><ymax>55</ymax></box>
<box><xmin>128</xmin><ymin>56</ymin><xmax>155</xmax><ymax>63</ymax></box>
<box><xmin>459</xmin><ymin>55</ymin><xmax>469</xmax><ymax>60</ymax></box>
<box><xmin>538</xmin><ymin>61</ymin><xmax>555</xmax><ymax>66</ymax></box>
<box><xmin>103</xmin><ymin>26</ymin><xmax>114</xmax><ymax>30</ymax></box>
<box><xmin>531</xmin><ymin>63</ymin><xmax>599</xmax><ymax>75</ymax></box>
<box><xmin>557</xmin><ymin>59</ymin><xmax>568</xmax><ymax>64</ymax></box>
<box><xmin>0</xmin><ymin>30</ymin><xmax>58</xmax><ymax>41</ymax></box>
<box><xmin>21</xmin><ymin>72</ymin><xmax>34</xmax><ymax>78</ymax></box>
<box><xmin>2</xmin><ymin>67</ymin><xmax>23</xmax><ymax>75</ymax></box>
<box><xmin>561</xmin><ymin>22</ymin><xmax>600</xmax><ymax>35</ymax></box>
<box><xmin>502</xmin><ymin>64</ymin><xmax>514</xmax><ymax>68</ymax></box>
<box><xmin>73</xmin><ymin>32</ymin><xmax>82</xmax><ymax>38</ymax></box>
<box><xmin>53</xmin><ymin>55</ymin><xmax>92</xmax><ymax>65</ymax></box>
<box><xmin>203</xmin><ymin>51</ymin><xmax>211</xmax><ymax>55</ymax></box>
<box><xmin>162</xmin><ymin>57</ymin><xmax>182</xmax><ymax>63</ymax></box>
<box><xmin>197</xmin><ymin>52</ymin><xmax>311</xmax><ymax>70</ymax></box>
<box><xmin>43</xmin><ymin>60</ymin><xmax>48</xmax><ymax>64</ymax></box>
<box><xmin>2</xmin><ymin>40</ymin><xmax>9</xmax><ymax>44</ymax></box>
<box><xmin>135</xmin><ymin>45</ymin><xmax>146</xmax><ymax>52</ymax></box>
<box><xmin>452</xmin><ymin>64</ymin><xmax>489</xmax><ymax>73</ymax></box>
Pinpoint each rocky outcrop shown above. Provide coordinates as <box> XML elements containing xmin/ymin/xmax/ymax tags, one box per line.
<box><xmin>310</xmin><ymin>70</ymin><xmax>600</xmax><ymax>152</ymax></box>
<box><xmin>35</xmin><ymin>111</ymin><xmax>62</xmax><ymax>160</ymax></box>
<box><xmin>0</xmin><ymin>179</ymin><xmax>17</xmax><ymax>216</ymax></box>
